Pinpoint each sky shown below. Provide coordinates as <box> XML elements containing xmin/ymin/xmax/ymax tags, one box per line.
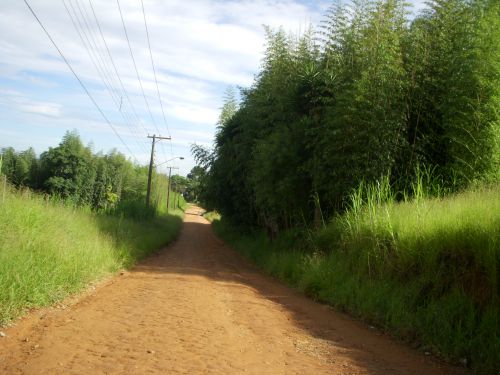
<box><xmin>0</xmin><ymin>0</ymin><xmax>427</xmax><ymax>176</ymax></box>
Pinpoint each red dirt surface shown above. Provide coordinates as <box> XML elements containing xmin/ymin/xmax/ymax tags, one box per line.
<box><xmin>0</xmin><ymin>206</ymin><xmax>467</xmax><ymax>374</ymax></box>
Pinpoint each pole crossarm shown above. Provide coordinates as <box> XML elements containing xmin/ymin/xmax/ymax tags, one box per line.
<box><xmin>147</xmin><ymin>134</ymin><xmax>171</xmax><ymax>141</ymax></box>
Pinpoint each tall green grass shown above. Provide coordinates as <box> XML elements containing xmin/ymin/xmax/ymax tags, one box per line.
<box><xmin>203</xmin><ymin>210</ymin><xmax>221</xmax><ymax>223</ymax></box>
<box><xmin>151</xmin><ymin>173</ymin><xmax>188</xmax><ymax>215</ymax></box>
<box><xmin>0</xmin><ymin>185</ymin><xmax>184</xmax><ymax>325</ymax></box>
<box><xmin>213</xmin><ymin>183</ymin><xmax>500</xmax><ymax>374</ymax></box>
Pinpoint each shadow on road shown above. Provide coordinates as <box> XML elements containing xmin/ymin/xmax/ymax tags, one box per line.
<box><xmin>130</xmin><ymin>217</ymin><xmax>465</xmax><ymax>375</ymax></box>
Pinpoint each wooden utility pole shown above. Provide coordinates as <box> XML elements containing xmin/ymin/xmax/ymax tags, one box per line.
<box><xmin>146</xmin><ymin>134</ymin><xmax>171</xmax><ymax>207</ymax></box>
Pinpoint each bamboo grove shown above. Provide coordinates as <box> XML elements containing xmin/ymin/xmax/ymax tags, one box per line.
<box><xmin>193</xmin><ymin>0</ymin><xmax>500</xmax><ymax>229</ymax></box>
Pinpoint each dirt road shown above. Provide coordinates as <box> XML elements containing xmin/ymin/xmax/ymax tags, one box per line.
<box><xmin>0</xmin><ymin>206</ymin><xmax>465</xmax><ymax>374</ymax></box>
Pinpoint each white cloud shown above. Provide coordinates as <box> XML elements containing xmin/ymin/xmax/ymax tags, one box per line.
<box><xmin>167</xmin><ymin>101</ymin><xmax>220</xmax><ymax>125</ymax></box>
<box><xmin>0</xmin><ymin>91</ymin><xmax>62</xmax><ymax>118</ymax></box>
<box><xmin>0</xmin><ymin>0</ymin><xmax>426</xmax><ymax>176</ymax></box>
<box><xmin>18</xmin><ymin>102</ymin><xmax>62</xmax><ymax>118</ymax></box>
<box><xmin>0</xmin><ymin>1</ymin><xmax>321</xmax><ymax>96</ymax></box>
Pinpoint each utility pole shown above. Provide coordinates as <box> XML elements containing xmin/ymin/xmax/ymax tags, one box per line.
<box><xmin>146</xmin><ymin>134</ymin><xmax>171</xmax><ymax>207</ymax></box>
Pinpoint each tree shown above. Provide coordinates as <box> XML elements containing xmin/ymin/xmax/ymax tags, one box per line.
<box><xmin>405</xmin><ymin>0</ymin><xmax>500</xmax><ymax>186</ymax></box>
<box><xmin>184</xmin><ymin>166</ymin><xmax>206</xmax><ymax>203</ymax></box>
<box><xmin>0</xmin><ymin>147</ymin><xmax>38</xmax><ymax>187</ymax></box>
<box><xmin>193</xmin><ymin>0</ymin><xmax>499</xmax><ymax>230</ymax></box>
<box><xmin>39</xmin><ymin>130</ymin><xmax>96</xmax><ymax>203</ymax></box>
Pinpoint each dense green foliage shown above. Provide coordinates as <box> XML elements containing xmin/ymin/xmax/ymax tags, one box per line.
<box><xmin>193</xmin><ymin>0</ymin><xmax>499</xmax><ymax>372</ymax></box>
<box><xmin>194</xmin><ymin>0</ymin><xmax>500</xmax><ymax>229</ymax></box>
<box><xmin>1</xmin><ymin>130</ymin><xmax>176</xmax><ymax>213</ymax></box>
<box><xmin>213</xmin><ymin>183</ymin><xmax>500</xmax><ymax>373</ymax></box>
<box><xmin>0</xmin><ymin>185</ymin><xmax>183</xmax><ymax>324</ymax></box>
<box><xmin>169</xmin><ymin>166</ymin><xmax>207</xmax><ymax>203</ymax></box>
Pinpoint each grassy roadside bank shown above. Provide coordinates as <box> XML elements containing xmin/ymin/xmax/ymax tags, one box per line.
<box><xmin>212</xmin><ymin>184</ymin><xmax>499</xmax><ymax>374</ymax></box>
<box><xmin>0</xmin><ymin>187</ymin><xmax>185</xmax><ymax>325</ymax></box>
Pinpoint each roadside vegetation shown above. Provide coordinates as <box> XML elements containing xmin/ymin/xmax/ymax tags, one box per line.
<box><xmin>203</xmin><ymin>210</ymin><xmax>221</xmax><ymax>223</ymax></box>
<box><xmin>213</xmin><ymin>183</ymin><xmax>499</xmax><ymax>373</ymax></box>
<box><xmin>192</xmin><ymin>0</ymin><xmax>500</xmax><ymax>373</ymax></box>
<box><xmin>0</xmin><ymin>132</ymin><xmax>186</xmax><ymax>325</ymax></box>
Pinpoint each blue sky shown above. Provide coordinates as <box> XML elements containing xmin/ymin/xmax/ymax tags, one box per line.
<box><xmin>0</xmin><ymin>0</ymin><xmax>427</xmax><ymax>176</ymax></box>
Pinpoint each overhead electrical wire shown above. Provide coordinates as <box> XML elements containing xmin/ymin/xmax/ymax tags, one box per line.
<box><xmin>140</xmin><ymin>0</ymin><xmax>174</xmax><ymax>158</ymax></box>
<box><xmin>115</xmin><ymin>0</ymin><xmax>170</xmax><ymax>164</ymax></box>
<box><xmin>87</xmin><ymin>0</ymin><xmax>150</xmax><ymax>139</ymax></box>
<box><xmin>63</xmin><ymin>0</ymin><xmax>148</xmax><ymax>153</ymax></box>
<box><xmin>81</xmin><ymin>0</ymin><xmax>151</xmax><ymax>151</ymax></box>
<box><xmin>63</xmin><ymin>0</ymin><xmax>145</xmax><ymax>153</ymax></box>
<box><xmin>76</xmin><ymin>0</ymin><xmax>146</xmax><ymax>140</ymax></box>
<box><xmin>23</xmin><ymin>0</ymin><xmax>139</xmax><ymax>163</ymax></box>
<box><xmin>79</xmin><ymin>0</ymin><xmax>150</xmax><ymax>151</ymax></box>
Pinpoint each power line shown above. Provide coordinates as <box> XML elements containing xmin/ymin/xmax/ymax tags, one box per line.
<box><xmin>63</xmin><ymin>0</ymin><xmax>144</xmax><ymax>151</ymax></box>
<box><xmin>88</xmin><ymin>0</ymin><xmax>150</xmax><ymax>140</ymax></box>
<box><xmin>140</xmin><ymin>0</ymin><xmax>174</xmax><ymax>158</ymax></box>
<box><xmin>85</xmin><ymin>0</ymin><xmax>151</xmax><ymax>151</ymax></box>
<box><xmin>23</xmin><ymin>0</ymin><xmax>139</xmax><ymax>163</ymax></box>
<box><xmin>116</xmin><ymin>0</ymin><xmax>160</xmax><ymax>136</ymax></box>
<box><xmin>64</xmin><ymin>0</ymin><xmax>148</xmax><ymax>153</ymax></box>
<box><xmin>115</xmin><ymin>0</ymin><xmax>169</xmax><ymax>164</ymax></box>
